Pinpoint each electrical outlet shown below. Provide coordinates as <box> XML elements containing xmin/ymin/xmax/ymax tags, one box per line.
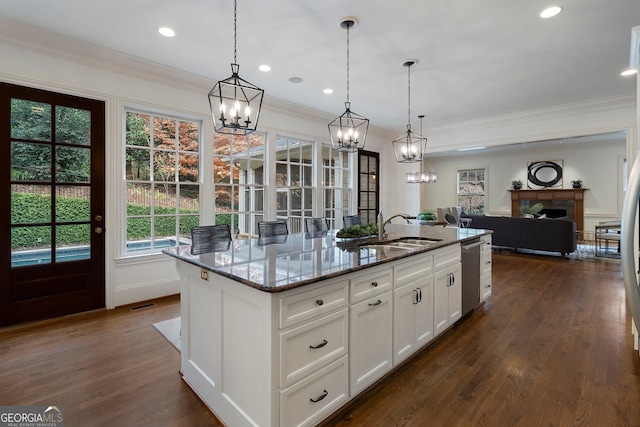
<box><xmin>200</xmin><ymin>269</ymin><xmax>208</xmax><ymax>281</ymax></box>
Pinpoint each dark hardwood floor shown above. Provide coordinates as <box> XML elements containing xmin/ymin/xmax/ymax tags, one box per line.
<box><xmin>1</xmin><ymin>251</ymin><xmax>638</xmax><ymax>426</ymax></box>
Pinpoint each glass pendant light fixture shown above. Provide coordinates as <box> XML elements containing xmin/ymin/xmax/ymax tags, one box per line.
<box><xmin>393</xmin><ymin>60</ymin><xmax>425</xmax><ymax>163</ymax></box>
<box><xmin>208</xmin><ymin>0</ymin><xmax>264</xmax><ymax>135</ymax></box>
<box><xmin>406</xmin><ymin>115</ymin><xmax>438</xmax><ymax>183</ymax></box>
<box><xmin>328</xmin><ymin>17</ymin><xmax>369</xmax><ymax>152</ymax></box>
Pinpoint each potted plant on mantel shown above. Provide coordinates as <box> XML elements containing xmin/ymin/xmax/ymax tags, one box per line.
<box><xmin>511</xmin><ymin>180</ymin><xmax>523</xmax><ymax>190</ymax></box>
<box><xmin>571</xmin><ymin>179</ymin><xmax>583</xmax><ymax>189</ymax></box>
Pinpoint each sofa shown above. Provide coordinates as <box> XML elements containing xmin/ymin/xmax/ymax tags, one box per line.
<box><xmin>464</xmin><ymin>214</ymin><xmax>577</xmax><ymax>258</ymax></box>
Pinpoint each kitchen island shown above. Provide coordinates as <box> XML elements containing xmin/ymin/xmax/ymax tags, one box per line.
<box><xmin>163</xmin><ymin>224</ymin><xmax>492</xmax><ymax>427</ymax></box>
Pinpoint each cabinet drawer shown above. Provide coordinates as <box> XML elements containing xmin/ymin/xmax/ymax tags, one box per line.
<box><xmin>280</xmin><ymin>356</ymin><xmax>348</xmax><ymax>427</ymax></box>
<box><xmin>279</xmin><ymin>280</ymin><xmax>348</xmax><ymax>329</ymax></box>
<box><xmin>433</xmin><ymin>244</ymin><xmax>461</xmax><ymax>272</ymax></box>
<box><xmin>482</xmin><ymin>259</ymin><xmax>492</xmax><ymax>275</ymax></box>
<box><xmin>279</xmin><ymin>309</ymin><xmax>348</xmax><ymax>388</ymax></box>
<box><xmin>394</xmin><ymin>253</ymin><xmax>433</xmax><ymax>288</ymax></box>
<box><xmin>349</xmin><ymin>267</ymin><xmax>392</xmax><ymax>303</ymax></box>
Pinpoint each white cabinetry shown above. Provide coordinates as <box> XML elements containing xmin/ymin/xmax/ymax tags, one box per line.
<box><xmin>278</xmin><ymin>280</ymin><xmax>350</xmax><ymax>426</ymax></box>
<box><xmin>480</xmin><ymin>234</ymin><xmax>492</xmax><ymax>301</ymax></box>
<box><xmin>177</xmin><ymin>239</ymin><xmax>474</xmax><ymax>427</ymax></box>
<box><xmin>433</xmin><ymin>244</ymin><xmax>462</xmax><ymax>336</ymax></box>
<box><xmin>392</xmin><ymin>254</ymin><xmax>434</xmax><ymax>365</ymax></box>
<box><xmin>348</xmin><ymin>266</ymin><xmax>393</xmax><ymax>396</ymax></box>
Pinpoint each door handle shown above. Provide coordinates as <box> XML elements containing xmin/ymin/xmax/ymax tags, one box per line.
<box><xmin>94</xmin><ymin>227</ymin><xmax>103</xmax><ymax>234</ymax></box>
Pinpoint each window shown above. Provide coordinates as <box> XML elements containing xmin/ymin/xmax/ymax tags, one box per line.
<box><xmin>322</xmin><ymin>144</ymin><xmax>351</xmax><ymax>229</ymax></box>
<box><xmin>125</xmin><ymin>111</ymin><xmax>200</xmax><ymax>254</ymax></box>
<box><xmin>275</xmin><ymin>136</ymin><xmax>313</xmax><ymax>233</ymax></box>
<box><xmin>213</xmin><ymin>132</ymin><xmax>265</xmax><ymax>237</ymax></box>
<box><xmin>457</xmin><ymin>169</ymin><xmax>485</xmax><ymax>214</ymax></box>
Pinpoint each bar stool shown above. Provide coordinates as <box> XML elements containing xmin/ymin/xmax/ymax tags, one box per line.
<box><xmin>343</xmin><ymin>215</ymin><xmax>362</xmax><ymax>227</ymax></box>
<box><xmin>258</xmin><ymin>220</ymin><xmax>289</xmax><ymax>238</ymax></box>
<box><xmin>190</xmin><ymin>224</ymin><xmax>232</xmax><ymax>254</ymax></box>
<box><xmin>305</xmin><ymin>217</ymin><xmax>329</xmax><ymax>233</ymax></box>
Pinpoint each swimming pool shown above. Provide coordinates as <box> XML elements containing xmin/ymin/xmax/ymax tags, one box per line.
<box><xmin>11</xmin><ymin>238</ymin><xmax>179</xmax><ymax>267</ymax></box>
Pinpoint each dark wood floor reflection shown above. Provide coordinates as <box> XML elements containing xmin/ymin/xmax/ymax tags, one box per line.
<box><xmin>1</xmin><ymin>251</ymin><xmax>638</xmax><ymax>426</ymax></box>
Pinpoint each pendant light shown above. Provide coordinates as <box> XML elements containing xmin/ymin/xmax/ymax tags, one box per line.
<box><xmin>406</xmin><ymin>115</ymin><xmax>438</xmax><ymax>183</ymax></box>
<box><xmin>208</xmin><ymin>0</ymin><xmax>264</xmax><ymax>135</ymax></box>
<box><xmin>393</xmin><ymin>60</ymin><xmax>425</xmax><ymax>163</ymax></box>
<box><xmin>328</xmin><ymin>17</ymin><xmax>369</xmax><ymax>152</ymax></box>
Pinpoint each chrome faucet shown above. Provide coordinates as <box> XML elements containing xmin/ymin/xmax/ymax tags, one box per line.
<box><xmin>379</xmin><ymin>213</ymin><xmax>411</xmax><ymax>240</ymax></box>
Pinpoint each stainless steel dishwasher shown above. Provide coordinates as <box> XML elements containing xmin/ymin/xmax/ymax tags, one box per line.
<box><xmin>461</xmin><ymin>239</ymin><xmax>483</xmax><ymax>316</ymax></box>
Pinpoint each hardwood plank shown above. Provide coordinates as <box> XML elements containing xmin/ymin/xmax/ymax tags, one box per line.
<box><xmin>1</xmin><ymin>252</ymin><xmax>638</xmax><ymax>426</ymax></box>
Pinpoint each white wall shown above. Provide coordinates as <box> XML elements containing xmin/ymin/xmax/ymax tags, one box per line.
<box><xmin>378</xmin><ymin>96</ymin><xmax>637</xmax><ymax>223</ymax></box>
<box><xmin>421</xmin><ymin>138</ymin><xmax>626</xmax><ymax>232</ymax></box>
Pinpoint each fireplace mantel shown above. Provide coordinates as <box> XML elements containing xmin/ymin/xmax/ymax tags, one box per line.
<box><xmin>509</xmin><ymin>188</ymin><xmax>587</xmax><ymax>231</ymax></box>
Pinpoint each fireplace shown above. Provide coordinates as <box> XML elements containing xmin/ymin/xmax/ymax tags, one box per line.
<box><xmin>538</xmin><ymin>208</ymin><xmax>568</xmax><ymax>218</ymax></box>
<box><xmin>509</xmin><ymin>188</ymin><xmax>586</xmax><ymax>231</ymax></box>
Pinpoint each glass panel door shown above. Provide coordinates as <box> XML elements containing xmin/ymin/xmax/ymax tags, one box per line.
<box><xmin>1</xmin><ymin>83</ymin><xmax>105</xmax><ymax>327</ymax></box>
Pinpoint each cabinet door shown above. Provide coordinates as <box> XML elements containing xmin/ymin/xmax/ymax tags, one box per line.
<box><xmin>448</xmin><ymin>263</ymin><xmax>462</xmax><ymax>325</ymax></box>
<box><xmin>414</xmin><ymin>275</ymin><xmax>434</xmax><ymax>349</ymax></box>
<box><xmin>434</xmin><ymin>268</ymin><xmax>451</xmax><ymax>336</ymax></box>
<box><xmin>393</xmin><ymin>275</ymin><xmax>434</xmax><ymax>366</ymax></box>
<box><xmin>434</xmin><ymin>264</ymin><xmax>461</xmax><ymax>336</ymax></box>
<box><xmin>393</xmin><ymin>283</ymin><xmax>415</xmax><ymax>365</ymax></box>
<box><xmin>349</xmin><ymin>291</ymin><xmax>393</xmax><ymax>396</ymax></box>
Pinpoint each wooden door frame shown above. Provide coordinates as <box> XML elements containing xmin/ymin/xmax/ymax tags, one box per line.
<box><xmin>0</xmin><ymin>82</ymin><xmax>105</xmax><ymax>326</ymax></box>
<box><xmin>357</xmin><ymin>150</ymin><xmax>380</xmax><ymax>225</ymax></box>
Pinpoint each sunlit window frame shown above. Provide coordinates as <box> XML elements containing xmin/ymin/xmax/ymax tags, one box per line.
<box><xmin>274</xmin><ymin>135</ymin><xmax>315</xmax><ymax>234</ymax></box>
<box><xmin>123</xmin><ymin>109</ymin><xmax>201</xmax><ymax>256</ymax></box>
<box><xmin>321</xmin><ymin>143</ymin><xmax>351</xmax><ymax>229</ymax></box>
<box><xmin>457</xmin><ymin>168</ymin><xmax>486</xmax><ymax>214</ymax></box>
<box><xmin>212</xmin><ymin>131</ymin><xmax>266</xmax><ymax>238</ymax></box>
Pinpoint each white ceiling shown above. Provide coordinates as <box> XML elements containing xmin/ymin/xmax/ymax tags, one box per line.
<box><xmin>0</xmin><ymin>0</ymin><xmax>637</xmax><ymax>133</ymax></box>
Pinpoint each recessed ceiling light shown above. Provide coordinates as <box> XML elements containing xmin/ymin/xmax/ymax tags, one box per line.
<box><xmin>259</xmin><ymin>65</ymin><xmax>271</xmax><ymax>72</ymax></box>
<box><xmin>539</xmin><ymin>6</ymin><xmax>563</xmax><ymax>19</ymax></box>
<box><xmin>457</xmin><ymin>146</ymin><xmax>486</xmax><ymax>152</ymax></box>
<box><xmin>621</xmin><ymin>68</ymin><xmax>638</xmax><ymax>76</ymax></box>
<box><xmin>289</xmin><ymin>77</ymin><xmax>303</xmax><ymax>83</ymax></box>
<box><xmin>323</xmin><ymin>88</ymin><xmax>333</xmax><ymax>94</ymax></box>
<box><xmin>158</xmin><ymin>27</ymin><xmax>175</xmax><ymax>37</ymax></box>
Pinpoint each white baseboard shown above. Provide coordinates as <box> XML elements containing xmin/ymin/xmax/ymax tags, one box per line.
<box><xmin>112</xmin><ymin>278</ymin><xmax>180</xmax><ymax>308</ymax></box>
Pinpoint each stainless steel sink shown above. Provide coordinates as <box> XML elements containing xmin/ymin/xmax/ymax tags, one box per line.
<box><xmin>357</xmin><ymin>237</ymin><xmax>442</xmax><ymax>252</ymax></box>
<box><xmin>359</xmin><ymin>244</ymin><xmax>412</xmax><ymax>253</ymax></box>
<box><xmin>385</xmin><ymin>241</ymin><xmax>425</xmax><ymax>248</ymax></box>
<box><xmin>395</xmin><ymin>237</ymin><xmax>442</xmax><ymax>245</ymax></box>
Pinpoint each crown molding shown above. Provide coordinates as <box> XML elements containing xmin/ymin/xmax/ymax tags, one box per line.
<box><xmin>0</xmin><ymin>16</ymin><xmax>214</xmax><ymax>93</ymax></box>
<box><xmin>429</xmin><ymin>93</ymin><xmax>636</xmax><ymax>135</ymax></box>
<box><xmin>0</xmin><ymin>15</ymin><xmax>634</xmax><ymax>140</ymax></box>
<box><xmin>0</xmin><ymin>16</ymin><xmax>394</xmax><ymax>137</ymax></box>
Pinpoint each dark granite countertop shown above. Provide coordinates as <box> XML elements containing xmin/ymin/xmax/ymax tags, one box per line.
<box><xmin>162</xmin><ymin>224</ymin><xmax>491</xmax><ymax>293</ymax></box>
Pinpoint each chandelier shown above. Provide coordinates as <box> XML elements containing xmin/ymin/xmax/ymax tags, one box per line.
<box><xmin>328</xmin><ymin>18</ymin><xmax>369</xmax><ymax>152</ymax></box>
<box><xmin>208</xmin><ymin>0</ymin><xmax>264</xmax><ymax>135</ymax></box>
<box><xmin>406</xmin><ymin>115</ymin><xmax>438</xmax><ymax>183</ymax></box>
<box><xmin>393</xmin><ymin>60</ymin><xmax>425</xmax><ymax>163</ymax></box>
